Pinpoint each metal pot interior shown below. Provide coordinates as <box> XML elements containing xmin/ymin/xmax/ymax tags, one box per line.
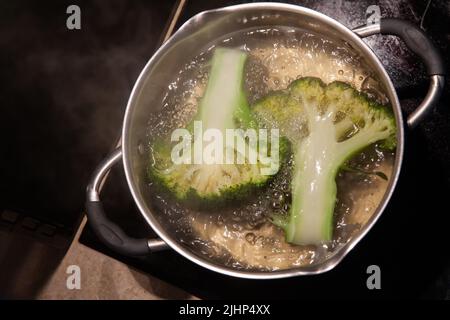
<box><xmin>122</xmin><ymin>3</ymin><xmax>404</xmax><ymax>278</ymax></box>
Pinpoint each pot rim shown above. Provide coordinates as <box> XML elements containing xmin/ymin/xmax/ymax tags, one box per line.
<box><xmin>122</xmin><ymin>2</ymin><xmax>404</xmax><ymax>279</ymax></box>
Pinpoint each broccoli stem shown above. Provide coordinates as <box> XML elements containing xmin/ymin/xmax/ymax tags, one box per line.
<box><xmin>199</xmin><ymin>48</ymin><xmax>248</xmax><ymax>132</ymax></box>
<box><xmin>286</xmin><ymin>106</ymin><xmax>393</xmax><ymax>245</ymax></box>
<box><xmin>286</xmin><ymin>109</ymin><xmax>340</xmax><ymax>244</ymax></box>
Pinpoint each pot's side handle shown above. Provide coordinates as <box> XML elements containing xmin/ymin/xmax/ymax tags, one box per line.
<box><xmin>353</xmin><ymin>19</ymin><xmax>446</xmax><ymax>128</ymax></box>
<box><xmin>380</xmin><ymin>19</ymin><xmax>445</xmax><ymax>76</ymax></box>
<box><xmin>86</xmin><ymin>148</ymin><xmax>168</xmax><ymax>256</ymax></box>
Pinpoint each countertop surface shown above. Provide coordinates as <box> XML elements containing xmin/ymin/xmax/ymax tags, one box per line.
<box><xmin>37</xmin><ymin>218</ymin><xmax>197</xmax><ymax>300</ymax></box>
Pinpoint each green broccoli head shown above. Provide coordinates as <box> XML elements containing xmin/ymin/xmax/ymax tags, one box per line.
<box><xmin>148</xmin><ymin>48</ymin><xmax>284</xmax><ymax>207</ymax></box>
<box><xmin>253</xmin><ymin>92</ymin><xmax>308</xmax><ymax>142</ymax></box>
<box><xmin>149</xmin><ymin>143</ymin><xmax>271</xmax><ymax>206</ymax></box>
<box><xmin>252</xmin><ymin>77</ymin><xmax>397</xmax><ymax>245</ymax></box>
<box><xmin>323</xmin><ymin>81</ymin><xmax>396</xmax><ymax>149</ymax></box>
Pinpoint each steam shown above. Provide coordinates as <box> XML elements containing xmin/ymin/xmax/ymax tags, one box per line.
<box><xmin>1</xmin><ymin>1</ymin><xmax>172</xmax><ymax>225</ymax></box>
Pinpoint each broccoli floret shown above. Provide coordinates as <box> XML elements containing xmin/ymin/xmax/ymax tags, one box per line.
<box><xmin>148</xmin><ymin>48</ymin><xmax>281</xmax><ymax>206</ymax></box>
<box><xmin>253</xmin><ymin>77</ymin><xmax>396</xmax><ymax>245</ymax></box>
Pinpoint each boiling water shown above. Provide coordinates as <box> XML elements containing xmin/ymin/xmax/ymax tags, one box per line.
<box><xmin>146</xmin><ymin>27</ymin><xmax>395</xmax><ymax>271</ymax></box>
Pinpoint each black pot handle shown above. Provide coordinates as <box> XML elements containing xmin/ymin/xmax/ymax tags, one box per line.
<box><xmin>86</xmin><ymin>148</ymin><xmax>168</xmax><ymax>256</ymax></box>
<box><xmin>380</xmin><ymin>18</ymin><xmax>445</xmax><ymax>76</ymax></box>
<box><xmin>353</xmin><ymin>18</ymin><xmax>446</xmax><ymax>128</ymax></box>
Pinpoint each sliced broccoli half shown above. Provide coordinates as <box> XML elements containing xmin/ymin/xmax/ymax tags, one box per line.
<box><xmin>148</xmin><ymin>48</ymin><xmax>281</xmax><ymax>207</ymax></box>
<box><xmin>253</xmin><ymin>77</ymin><xmax>396</xmax><ymax>245</ymax></box>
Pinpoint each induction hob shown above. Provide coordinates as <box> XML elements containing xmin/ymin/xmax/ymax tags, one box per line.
<box><xmin>79</xmin><ymin>0</ymin><xmax>450</xmax><ymax>299</ymax></box>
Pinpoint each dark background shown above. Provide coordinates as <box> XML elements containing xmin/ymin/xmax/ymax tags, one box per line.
<box><xmin>0</xmin><ymin>0</ymin><xmax>177</xmax><ymax>298</ymax></box>
<box><xmin>0</xmin><ymin>0</ymin><xmax>175</xmax><ymax>232</ymax></box>
<box><xmin>1</xmin><ymin>0</ymin><xmax>449</xmax><ymax>299</ymax></box>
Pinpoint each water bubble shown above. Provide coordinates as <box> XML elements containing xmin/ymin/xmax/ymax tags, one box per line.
<box><xmin>245</xmin><ymin>233</ymin><xmax>256</xmax><ymax>245</ymax></box>
<box><xmin>137</xmin><ymin>141</ymin><xmax>145</xmax><ymax>155</ymax></box>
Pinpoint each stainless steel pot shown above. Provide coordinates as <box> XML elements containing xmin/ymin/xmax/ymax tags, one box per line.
<box><xmin>86</xmin><ymin>3</ymin><xmax>445</xmax><ymax>279</ymax></box>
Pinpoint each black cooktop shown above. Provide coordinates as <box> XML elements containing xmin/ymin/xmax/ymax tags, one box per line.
<box><xmin>79</xmin><ymin>0</ymin><xmax>450</xmax><ymax>299</ymax></box>
<box><xmin>1</xmin><ymin>0</ymin><xmax>176</xmax><ymax>235</ymax></box>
